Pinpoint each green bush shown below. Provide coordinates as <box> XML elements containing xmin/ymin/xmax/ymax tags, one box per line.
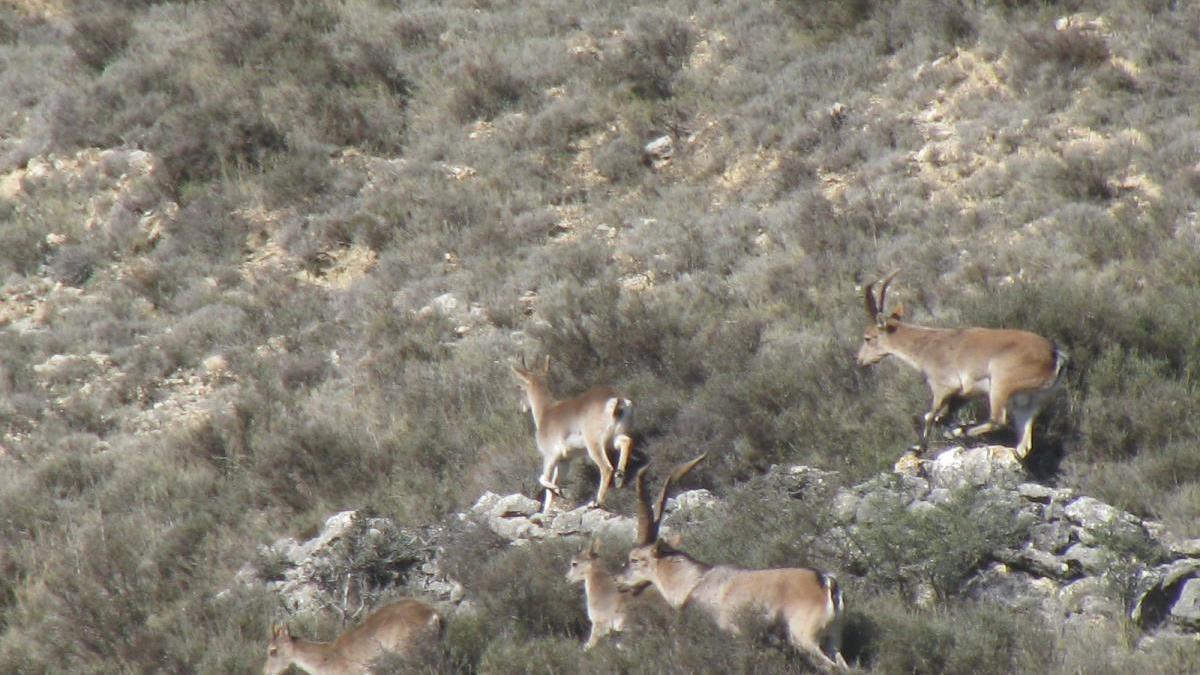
<box><xmin>309</xmin><ymin>511</ymin><xmax>429</xmax><ymax>605</ymax></box>
<box><xmin>849</xmin><ymin>485</ymin><xmax>1030</xmax><ymax>600</ymax></box>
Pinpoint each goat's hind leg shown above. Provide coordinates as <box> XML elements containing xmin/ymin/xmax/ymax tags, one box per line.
<box><xmin>961</xmin><ymin>382</ymin><xmax>1012</xmax><ymax>442</ymax></box>
<box><xmin>612</xmin><ymin>434</ymin><xmax>633</xmax><ymax>488</ymax></box>
<box><xmin>792</xmin><ymin>635</ymin><xmax>842</xmax><ymax>672</ymax></box>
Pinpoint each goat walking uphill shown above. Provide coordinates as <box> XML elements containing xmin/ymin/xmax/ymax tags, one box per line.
<box><xmin>856</xmin><ymin>272</ymin><xmax>1067</xmax><ymax>458</ymax></box>
<box><xmin>263</xmin><ymin>598</ymin><xmax>441</xmax><ymax>675</ymax></box>
<box><xmin>617</xmin><ymin>456</ymin><xmax>848</xmax><ymax>671</ymax></box>
<box><xmin>512</xmin><ymin>355</ymin><xmax>634</xmax><ymax>512</ymax></box>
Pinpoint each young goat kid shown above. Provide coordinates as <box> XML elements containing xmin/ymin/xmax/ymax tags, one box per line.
<box><xmin>566</xmin><ymin>539</ymin><xmax>636</xmax><ymax>649</ymax></box>
<box><xmin>617</xmin><ymin>456</ymin><xmax>848</xmax><ymax>671</ymax></box>
<box><xmin>512</xmin><ymin>355</ymin><xmax>635</xmax><ymax>512</ymax></box>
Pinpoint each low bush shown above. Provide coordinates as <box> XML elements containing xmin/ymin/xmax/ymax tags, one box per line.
<box><xmin>849</xmin><ymin>484</ymin><xmax>1030</xmax><ymax>601</ymax></box>
<box><xmin>862</xmin><ymin>595</ymin><xmax>1055</xmax><ymax>675</ymax></box>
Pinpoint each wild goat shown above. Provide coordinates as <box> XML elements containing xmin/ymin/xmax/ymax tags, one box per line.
<box><xmin>512</xmin><ymin>355</ymin><xmax>635</xmax><ymax>512</ymax></box>
<box><xmin>856</xmin><ymin>272</ymin><xmax>1067</xmax><ymax>458</ymax></box>
<box><xmin>567</xmin><ymin>539</ymin><xmax>636</xmax><ymax>649</ymax></box>
<box><xmin>617</xmin><ymin>456</ymin><xmax>848</xmax><ymax>671</ymax></box>
<box><xmin>263</xmin><ymin>598</ymin><xmax>441</xmax><ymax>675</ymax></box>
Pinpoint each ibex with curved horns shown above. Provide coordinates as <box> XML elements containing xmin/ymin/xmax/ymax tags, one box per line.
<box><xmin>617</xmin><ymin>456</ymin><xmax>848</xmax><ymax>671</ymax></box>
<box><xmin>263</xmin><ymin>598</ymin><xmax>441</xmax><ymax>675</ymax></box>
<box><xmin>512</xmin><ymin>355</ymin><xmax>635</xmax><ymax>512</ymax></box>
<box><xmin>856</xmin><ymin>272</ymin><xmax>1067</xmax><ymax>458</ymax></box>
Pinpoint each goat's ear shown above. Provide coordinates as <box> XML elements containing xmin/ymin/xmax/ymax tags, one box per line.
<box><xmin>588</xmin><ymin>538</ymin><xmax>600</xmax><ymax>557</ymax></box>
<box><xmin>883</xmin><ymin>304</ymin><xmax>904</xmax><ymax>332</ymax></box>
<box><xmin>664</xmin><ymin>532</ymin><xmax>683</xmax><ymax>549</ymax></box>
<box><xmin>541</xmin><ymin>355</ymin><xmax>551</xmax><ymax>374</ymax></box>
<box><xmin>651</xmin><ymin>540</ymin><xmax>666</xmax><ymax>557</ymax></box>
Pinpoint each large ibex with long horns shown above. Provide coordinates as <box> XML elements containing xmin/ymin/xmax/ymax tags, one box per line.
<box><xmin>856</xmin><ymin>272</ymin><xmax>1067</xmax><ymax>458</ymax></box>
<box><xmin>617</xmin><ymin>456</ymin><xmax>848</xmax><ymax>671</ymax></box>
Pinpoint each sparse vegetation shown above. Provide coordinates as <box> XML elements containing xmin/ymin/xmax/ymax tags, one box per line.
<box><xmin>0</xmin><ymin>0</ymin><xmax>1198</xmax><ymax>672</ymax></box>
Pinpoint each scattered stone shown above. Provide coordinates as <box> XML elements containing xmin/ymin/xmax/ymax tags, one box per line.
<box><xmin>997</xmin><ymin>545</ymin><xmax>1078</xmax><ymax>580</ymax></box>
<box><xmin>1029</xmin><ymin>521</ymin><xmax>1074</xmax><ymax>555</ymax></box>
<box><xmin>893</xmin><ymin>451</ymin><xmax>922</xmax><ymax>475</ymax></box>
<box><xmin>925</xmin><ymin>445</ymin><xmax>1027</xmax><ymax>490</ymax></box>
<box><xmin>926</xmin><ymin>487</ymin><xmax>953</xmax><ymax>505</ymax></box>
<box><xmin>1059</xmin><ymin>576</ymin><xmax>1123</xmax><ymax>619</ymax></box>
<box><xmin>492</xmin><ymin>493</ymin><xmax>541</xmax><ymax>518</ymax></box>
<box><xmin>965</xmin><ymin>563</ymin><xmax>1059</xmax><ymax>614</ymax></box>
<box><xmin>1064</xmin><ymin>496</ymin><xmax>1147</xmax><ymax>545</ymax></box>
<box><xmin>1061</xmin><ymin>543</ymin><xmax>1109</xmax><ymax>576</ymax></box>
<box><xmin>1132</xmin><ymin>559</ymin><xmax>1200</xmax><ymax>628</ymax></box>
<box><xmin>1169</xmin><ymin>538</ymin><xmax>1200</xmax><ymax>558</ymax></box>
<box><xmin>1017</xmin><ymin>482</ymin><xmax>1073</xmax><ymax>503</ymax></box>
<box><xmin>832</xmin><ymin>492</ymin><xmax>860</xmax><ymax>524</ymax></box>
<box><xmin>418</xmin><ymin>292</ymin><xmax>460</xmax><ymax>317</ymax></box>
<box><xmin>666</xmin><ymin>489</ymin><xmax>717</xmax><ymax>513</ymax></box>
<box><xmin>1171</xmin><ymin>579</ymin><xmax>1200</xmax><ymax>627</ymax></box>
<box><xmin>1065</xmin><ymin>496</ymin><xmax>1133</xmax><ymax>529</ymax></box>
<box><xmin>643</xmin><ymin>135</ymin><xmax>673</xmax><ymax>166</ymax></box>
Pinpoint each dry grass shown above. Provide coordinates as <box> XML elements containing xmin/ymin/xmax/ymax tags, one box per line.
<box><xmin>0</xmin><ymin>0</ymin><xmax>1196</xmax><ymax>671</ymax></box>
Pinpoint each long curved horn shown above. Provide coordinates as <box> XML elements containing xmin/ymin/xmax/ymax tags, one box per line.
<box><xmin>634</xmin><ymin>467</ymin><xmax>656</xmax><ymax>545</ymax></box>
<box><xmin>652</xmin><ymin>454</ymin><xmax>707</xmax><ymax>530</ymax></box>
<box><xmin>877</xmin><ymin>270</ymin><xmax>900</xmax><ymax>316</ymax></box>
<box><xmin>863</xmin><ymin>281</ymin><xmax>878</xmax><ymax>319</ymax></box>
<box><xmin>635</xmin><ymin>455</ymin><xmax>707</xmax><ymax>545</ymax></box>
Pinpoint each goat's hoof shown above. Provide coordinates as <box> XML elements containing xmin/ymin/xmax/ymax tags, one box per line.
<box><xmin>613</xmin><ymin>470</ymin><xmax>626</xmax><ymax>488</ymax></box>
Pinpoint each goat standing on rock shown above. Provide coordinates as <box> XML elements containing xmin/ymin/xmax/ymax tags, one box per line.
<box><xmin>512</xmin><ymin>355</ymin><xmax>635</xmax><ymax>512</ymax></box>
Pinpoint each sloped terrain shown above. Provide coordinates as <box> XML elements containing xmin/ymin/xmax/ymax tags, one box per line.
<box><xmin>0</xmin><ymin>0</ymin><xmax>1198</xmax><ymax>672</ymax></box>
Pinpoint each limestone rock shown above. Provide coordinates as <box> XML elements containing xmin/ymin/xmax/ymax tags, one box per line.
<box><xmin>925</xmin><ymin>445</ymin><xmax>1028</xmax><ymax>490</ymax></box>
<box><xmin>1059</xmin><ymin>576</ymin><xmax>1123</xmax><ymax>620</ymax></box>
<box><xmin>1171</xmin><ymin>579</ymin><xmax>1200</xmax><ymax>627</ymax></box>
<box><xmin>244</xmin><ymin>453</ymin><xmax>1200</xmax><ymax>643</ymax></box>
<box><xmin>643</xmin><ymin>135</ymin><xmax>673</xmax><ymax>166</ymax></box>
<box><xmin>1132</xmin><ymin>559</ymin><xmax>1200</xmax><ymax>628</ymax></box>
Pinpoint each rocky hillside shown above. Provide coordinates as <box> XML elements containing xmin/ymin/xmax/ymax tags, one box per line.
<box><xmin>1</xmin><ymin>0</ymin><xmax>1199</xmax><ymax>672</ymax></box>
<box><xmin>253</xmin><ymin>446</ymin><xmax>1200</xmax><ymax>634</ymax></box>
<box><xmin>251</xmin><ymin>446</ymin><xmax>1200</xmax><ymax>645</ymax></box>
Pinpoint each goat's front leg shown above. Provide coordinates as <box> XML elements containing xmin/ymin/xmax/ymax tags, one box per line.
<box><xmin>540</xmin><ymin>461</ymin><xmax>562</xmax><ymax>512</ymax></box>
<box><xmin>917</xmin><ymin>388</ymin><xmax>956</xmax><ymax>453</ymax></box>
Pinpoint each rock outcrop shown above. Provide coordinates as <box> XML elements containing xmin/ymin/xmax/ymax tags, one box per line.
<box><xmin>248</xmin><ymin>445</ymin><xmax>1200</xmax><ymax>641</ymax></box>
